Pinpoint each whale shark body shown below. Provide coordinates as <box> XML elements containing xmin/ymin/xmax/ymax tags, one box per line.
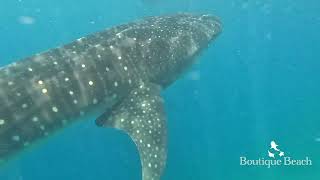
<box><xmin>0</xmin><ymin>14</ymin><xmax>221</xmax><ymax>179</ymax></box>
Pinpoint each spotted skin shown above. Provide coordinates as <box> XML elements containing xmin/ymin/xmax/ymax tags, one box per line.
<box><xmin>96</xmin><ymin>83</ymin><xmax>167</xmax><ymax>180</ymax></box>
<box><xmin>0</xmin><ymin>14</ymin><xmax>221</xmax><ymax>179</ymax></box>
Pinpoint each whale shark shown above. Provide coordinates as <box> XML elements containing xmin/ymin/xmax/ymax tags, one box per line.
<box><xmin>0</xmin><ymin>13</ymin><xmax>221</xmax><ymax>179</ymax></box>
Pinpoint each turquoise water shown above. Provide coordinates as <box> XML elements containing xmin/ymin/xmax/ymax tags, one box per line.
<box><xmin>0</xmin><ymin>0</ymin><xmax>319</xmax><ymax>179</ymax></box>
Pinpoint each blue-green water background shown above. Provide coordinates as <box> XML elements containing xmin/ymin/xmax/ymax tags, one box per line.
<box><xmin>0</xmin><ymin>0</ymin><xmax>319</xmax><ymax>179</ymax></box>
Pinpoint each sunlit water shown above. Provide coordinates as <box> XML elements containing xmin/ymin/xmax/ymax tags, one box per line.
<box><xmin>0</xmin><ymin>0</ymin><xmax>319</xmax><ymax>179</ymax></box>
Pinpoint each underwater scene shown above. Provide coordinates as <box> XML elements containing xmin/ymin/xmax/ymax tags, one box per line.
<box><xmin>0</xmin><ymin>0</ymin><xmax>319</xmax><ymax>179</ymax></box>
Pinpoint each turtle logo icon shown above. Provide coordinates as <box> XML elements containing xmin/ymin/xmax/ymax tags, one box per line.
<box><xmin>268</xmin><ymin>141</ymin><xmax>285</xmax><ymax>158</ymax></box>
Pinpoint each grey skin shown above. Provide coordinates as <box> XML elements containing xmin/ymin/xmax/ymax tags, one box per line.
<box><xmin>0</xmin><ymin>13</ymin><xmax>221</xmax><ymax>179</ymax></box>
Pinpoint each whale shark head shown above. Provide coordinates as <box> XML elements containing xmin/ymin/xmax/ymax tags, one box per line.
<box><xmin>140</xmin><ymin>13</ymin><xmax>222</xmax><ymax>87</ymax></box>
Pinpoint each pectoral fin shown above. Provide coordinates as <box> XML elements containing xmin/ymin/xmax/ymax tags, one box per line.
<box><xmin>96</xmin><ymin>83</ymin><xmax>167</xmax><ymax>180</ymax></box>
